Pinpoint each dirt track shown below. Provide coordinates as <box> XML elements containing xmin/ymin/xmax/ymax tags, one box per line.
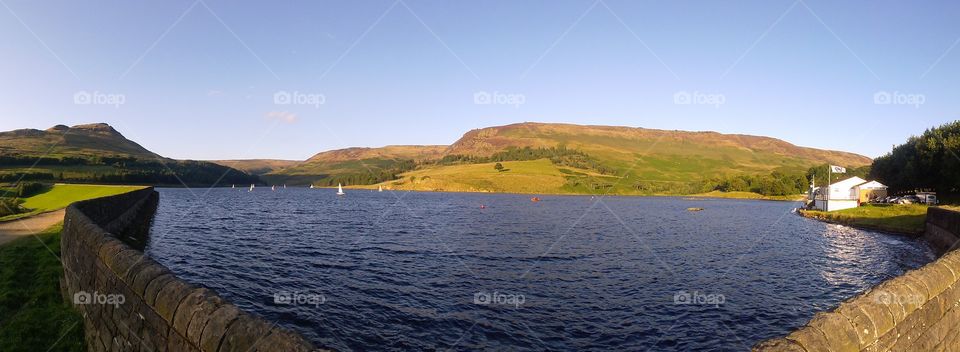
<box><xmin>0</xmin><ymin>209</ymin><xmax>66</xmax><ymax>245</ymax></box>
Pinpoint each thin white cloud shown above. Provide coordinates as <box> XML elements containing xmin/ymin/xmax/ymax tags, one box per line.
<box><xmin>265</xmin><ymin>111</ymin><xmax>298</xmax><ymax>124</ymax></box>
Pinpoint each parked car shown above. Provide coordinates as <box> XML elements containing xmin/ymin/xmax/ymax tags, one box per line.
<box><xmin>916</xmin><ymin>192</ymin><xmax>938</xmax><ymax>205</ymax></box>
<box><xmin>897</xmin><ymin>195</ymin><xmax>921</xmax><ymax>204</ymax></box>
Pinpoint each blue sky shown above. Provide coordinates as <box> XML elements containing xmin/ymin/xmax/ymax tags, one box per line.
<box><xmin>1</xmin><ymin>0</ymin><xmax>958</xmax><ymax>160</ymax></box>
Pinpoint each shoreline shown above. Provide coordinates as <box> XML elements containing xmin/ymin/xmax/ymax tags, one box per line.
<box><xmin>255</xmin><ymin>185</ymin><xmax>806</xmax><ymax>202</ymax></box>
<box><xmin>796</xmin><ymin>208</ymin><xmax>924</xmax><ymax>237</ymax></box>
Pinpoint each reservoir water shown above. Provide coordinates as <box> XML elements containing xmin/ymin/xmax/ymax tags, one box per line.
<box><xmin>145</xmin><ymin>188</ymin><xmax>935</xmax><ymax>351</ymax></box>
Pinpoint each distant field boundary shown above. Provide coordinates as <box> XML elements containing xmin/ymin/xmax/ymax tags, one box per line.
<box><xmin>61</xmin><ymin>187</ymin><xmax>320</xmax><ymax>351</ymax></box>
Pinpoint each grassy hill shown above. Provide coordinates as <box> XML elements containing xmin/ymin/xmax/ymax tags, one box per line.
<box><xmin>0</xmin><ymin>123</ymin><xmax>258</xmax><ymax>186</ymax></box>
<box><xmin>0</xmin><ymin>123</ymin><xmax>157</xmax><ymax>159</ymax></box>
<box><xmin>210</xmin><ymin>159</ymin><xmax>301</xmax><ymax>175</ymax></box>
<box><xmin>261</xmin><ymin>145</ymin><xmax>446</xmax><ymax>186</ymax></box>
<box><xmin>268</xmin><ymin>122</ymin><xmax>871</xmax><ymax>196</ymax></box>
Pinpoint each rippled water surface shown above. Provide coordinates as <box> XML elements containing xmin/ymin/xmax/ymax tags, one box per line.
<box><xmin>146</xmin><ymin>188</ymin><xmax>934</xmax><ymax>351</ymax></box>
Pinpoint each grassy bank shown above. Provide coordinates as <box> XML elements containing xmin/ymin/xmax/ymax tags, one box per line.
<box><xmin>688</xmin><ymin>191</ymin><xmax>805</xmax><ymax>201</ymax></box>
<box><xmin>0</xmin><ymin>224</ymin><xmax>84</xmax><ymax>352</ymax></box>
<box><xmin>0</xmin><ymin>184</ymin><xmax>145</xmax><ymax>222</ymax></box>
<box><xmin>799</xmin><ymin>204</ymin><xmax>928</xmax><ymax>235</ymax></box>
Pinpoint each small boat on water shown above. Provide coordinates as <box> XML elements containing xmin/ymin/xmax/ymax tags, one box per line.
<box><xmin>378</xmin><ymin>185</ymin><xmax>383</xmax><ymax>192</ymax></box>
<box><xmin>337</xmin><ymin>183</ymin><xmax>345</xmax><ymax>196</ymax></box>
<box><xmin>248</xmin><ymin>184</ymin><xmax>255</xmax><ymax>192</ymax></box>
<box><xmin>530</xmin><ymin>197</ymin><xmax>541</xmax><ymax>202</ymax></box>
<box><xmin>310</xmin><ymin>185</ymin><xmax>314</xmax><ymax>189</ymax></box>
<box><xmin>271</xmin><ymin>185</ymin><xmax>276</xmax><ymax>191</ymax></box>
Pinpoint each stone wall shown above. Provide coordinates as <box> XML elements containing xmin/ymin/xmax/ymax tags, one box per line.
<box><xmin>61</xmin><ymin>187</ymin><xmax>320</xmax><ymax>352</ymax></box>
<box><xmin>923</xmin><ymin>207</ymin><xmax>960</xmax><ymax>256</ymax></box>
<box><xmin>754</xmin><ymin>207</ymin><xmax>960</xmax><ymax>351</ymax></box>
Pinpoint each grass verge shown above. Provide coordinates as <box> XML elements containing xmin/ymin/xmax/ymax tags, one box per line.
<box><xmin>0</xmin><ymin>223</ymin><xmax>84</xmax><ymax>352</ymax></box>
<box><xmin>0</xmin><ymin>184</ymin><xmax>145</xmax><ymax>222</ymax></box>
<box><xmin>799</xmin><ymin>204</ymin><xmax>928</xmax><ymax>235</ymax></box>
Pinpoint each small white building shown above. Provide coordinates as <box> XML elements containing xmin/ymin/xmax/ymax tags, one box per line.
<box><xmin>811</xmin><ymin>176</ymin><xmax>867</xmax><ymax>212</ymax></box>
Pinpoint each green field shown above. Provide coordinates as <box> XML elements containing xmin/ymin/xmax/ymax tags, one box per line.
<box><xmin>0</xmin><ymin>224</ymin><xmax>84</xmax><ymax>352</ymax></box>
<box><xmin>800</xmin><ymin>204</ymin><xmax>929</xmax><ymax>235</ymax></box>
<box><xmin>689</xmin><ymin>190</ymin><xmax>805</xmax><ymax>201</ymax></box>
<box><xmin>0</xmin><ymin>184</ymin><xmax>145</xmax><ymax>221</ymax></box>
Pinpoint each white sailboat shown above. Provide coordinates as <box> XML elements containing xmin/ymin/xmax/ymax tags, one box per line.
<box><xmin>271</xmin><ymin>185</ymin><xmax>276</xmax><ymax>191</ymax></box>
<box><xmin>310</xmin><ymin>184</ymin><xmax>314</xmax><ymax>189</ymax></box>
<box><xmin>248</xmin><ymin>184</ymin><xmax>255</xmax><ymax>192</ymax></box>
<box><xmin>336</xmin><ymin>183</ymin><xmax>345</xmax><ymax>196</ymax></box>
<box><xmin>378</xmin><ymin>185</ymin><xmax>383</xmax><ymax>192</ymax></box>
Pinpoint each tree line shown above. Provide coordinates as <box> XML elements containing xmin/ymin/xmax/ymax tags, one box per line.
<box><xmin>0</xmin><ymin>156</ymin><xmax>260</xmax><ymax>186</ymax></box>
<box><xmin>870</xmin><ymin>121</ymin><xmax>960</xmax><ymax>194</ymax></box>
<box><xmin>439</xmin><ymin>146</ymin><xmax>615</xmax><ymax>174</ymax></box>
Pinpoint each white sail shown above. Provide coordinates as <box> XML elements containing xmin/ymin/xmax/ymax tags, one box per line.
<box><xmin>378</xmin><ymin>185</ymin><xmax>383</xmax><ymax>192</ymax></box>
<box><xmin>310</xmin><ymin>184</ymin><xmax>314</xmax><ymax>189</ymax></box>
<box><xmin>337</xmin><ymin>183</ymin><xmax>345</xmax><ymax>195</ymax></box>
<box><xmin>271</xmin><ymin>185</ymin><xmax>276</xmax><ymax>191</ymax></box>
<box><xmin>248</xmin><ymin>184</ymin><xmax>254</xmax><ymax>192</ymax></box>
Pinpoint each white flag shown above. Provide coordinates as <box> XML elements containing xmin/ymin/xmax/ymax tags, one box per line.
<box><xmin>830</xmin><ymin>165</ymin><xmax>846</xmax><ymax>173</ymax></box>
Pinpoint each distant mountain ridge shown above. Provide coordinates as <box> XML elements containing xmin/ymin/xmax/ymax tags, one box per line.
<box><xmin>260</xmin><ymin>122</ymin><xmax>871</xmax><ymax>192</ymax></box>
<box><xmin>445</xmin><ymin>123</ymin><xmax>870</xmax><ymax>166</ymax></box>
<box><xmin>0</xmin><ymin>123</ymin><xmax>158</xmax><ymax>159</ymax></box>
<box><xmin>0</xmin><ymin>123</ymin><xmax>258</xmax><ymax>186</ymax></box>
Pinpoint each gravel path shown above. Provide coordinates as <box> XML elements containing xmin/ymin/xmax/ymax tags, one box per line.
<box><xmin>0</xmin><ymin>209</ymin><xmax>66</xmax><ymax>245</ymax></box>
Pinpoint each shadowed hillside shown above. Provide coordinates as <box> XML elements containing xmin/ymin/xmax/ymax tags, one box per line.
<box><xmin>0</xmin><ymin>123</ymin><xmax>259</xmax><ymax>186</ymax></box>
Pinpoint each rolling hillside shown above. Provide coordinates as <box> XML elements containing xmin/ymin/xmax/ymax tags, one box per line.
<box><xmin>0</xmin><ymin>123</ymin><xmax>157</xmax><ymax>159</ymax></box>
<box><xmin>211</xmin><ymin>159</ymin><xmax>301</xmax><ymax>175</ymax></box>
<box><xmin>268</xmin><ymin>122</ymin><xmax>871</xmax><ymax>195</ymax></box>
<box><xmin>260</xmin><ymin>145</ymin><xmax>446</xmax><ymax>186</ymax></box>
<box><xmin>0</xmin><ymin>123</ymin><xmax>259</xmax><ymax>186</ymax></box>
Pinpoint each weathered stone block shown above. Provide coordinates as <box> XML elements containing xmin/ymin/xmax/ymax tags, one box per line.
<box><xmin>836</xmin><ymin>301</ymin><xmax>878</xmax><ymax>348</ymax></box>
<box><xmin>218</xmin><ymin>313</ymin><xmax>272</xmax><ymax>352</ymax></box>
<box><xmin>173</xmin><ymin>288</ymin><xmax>215</xmax><ymax>334</ymax></box>
<box><xmin>807</xmin><ymin>311</ymin><xmax>860</xmax><ymax>352</ymax></box>
<box><xmin>199</xmin><ymin>305</ymin><xmax>240</xmax><ymax>351</ymax></box>
<box><xmin>144</xmin><ymin>274</ymin><xmax>176</xmax><ymax>306</ymax></box>
<box><xmin>255</xmin><ymin>328</ymin><xmax>317</xmax><ymax>352</ymax></box>
<box><xmin>186</xmin><ymin>292</ymin><xmax>226</xmax><ymax>345</ymax></box>
<box><xmin>130</xmin><ymin>262</ymin><xmax>169</xmax><ymax>297</ymax></box>
<box><xmin>155</xmin><ymin>280</ymin><xmax>195</xmax><ymax>324</ymax></box>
